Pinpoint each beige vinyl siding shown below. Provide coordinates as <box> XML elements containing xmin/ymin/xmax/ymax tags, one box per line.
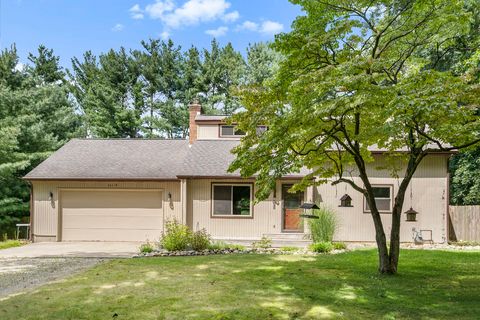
<box><xmin>31</xmin><ymin>180</ymin><xmax>182</xmax><ymax>242</ymax></box>
<box><xmin>197</xmin><ymin>124</ymin><xmax>220</xmax><ymax>140</ymax></box>
<box><xmin>315</xmin><ymin>155</ymin><xmax>448</xmax><ymax>243</ymax></box>
<box><xmin>187</xmin><ymin>179</ymin><xmax>302</xmax><ymax>239</ymax></box>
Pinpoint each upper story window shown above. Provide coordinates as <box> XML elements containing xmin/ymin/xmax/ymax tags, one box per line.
<box><xmin>364</xmin><ymin>185</ymin><xmax>393</xmax><ymax>213</ymax></box>
<box><xmin>220</xmin><ymin>125</ymin><xmax>245</xmax><ymax>137</ymax></box>
<box><xmin>256</xmin><ymin>125</ymin><xmax>268</xmax><ymax>135</ymax></box>
<box><xmin>219</xmin><ymin>125</ymin><xmax>268</xmax><ymax>138</ymax></box>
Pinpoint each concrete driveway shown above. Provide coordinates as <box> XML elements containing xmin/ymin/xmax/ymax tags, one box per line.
<box><xmin>0</xmin><ymin>242</ymin><xmax>140</xmax><ymax>258</ymax></box>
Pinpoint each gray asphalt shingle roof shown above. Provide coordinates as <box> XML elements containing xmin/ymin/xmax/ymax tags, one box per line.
<box><xmin>24</xmin><ymin>139</ymin><xmax>189</xmax><ymax>180</ymax></box>
<box><xmin>25</xmin><ymin>139</ymin><xmax>311</xmax><ymax>180</ymax></box>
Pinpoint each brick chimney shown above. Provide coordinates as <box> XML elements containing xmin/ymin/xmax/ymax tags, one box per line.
<box><xmin>189</xmin><ymin>99</ymin><xmax>202</xmax><ymax>144</ymax></box>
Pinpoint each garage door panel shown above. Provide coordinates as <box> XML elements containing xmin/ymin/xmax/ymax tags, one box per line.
<box><xmin>62</xmin><ymin>191</ymin><xmax>163</xmax><ymax>209</ymax></box>
<box><xmin>61</xmin><ymin>190</ymin><xmax>164</xmax><ymax>242</ymax></box>
<box><xmin>62</xmin><ymin>228</ymin><xmax>163</xmax><ymax>242</ymax></box>
<box><xmin>62</xmin><ymin>214</ymin><xmax>163</xmax><ymax>229</ymax></box>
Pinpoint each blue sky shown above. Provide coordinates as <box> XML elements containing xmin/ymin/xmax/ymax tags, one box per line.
<box><xmin>0</xmin><ymin>0</ymin><xmax>302</xmax><ymax>68</ymax></box>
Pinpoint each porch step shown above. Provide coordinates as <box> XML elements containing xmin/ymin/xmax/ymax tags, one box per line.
<box><xmin>263</xmin><ymin>233</ymin><xmax>309</xmax><ymax>241</ymax></box>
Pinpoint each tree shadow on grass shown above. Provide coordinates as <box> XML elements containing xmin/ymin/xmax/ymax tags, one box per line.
<box><xmin>0</xmin><ymin>250</ymin><xmax>479</xmax><ymax>320</ymax></box>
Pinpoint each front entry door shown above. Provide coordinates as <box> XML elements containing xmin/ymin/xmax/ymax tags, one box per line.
<box><xmin>282</xmin><ymin>184</ymin><xmax>304</xmax><ymax>232</ymax></box>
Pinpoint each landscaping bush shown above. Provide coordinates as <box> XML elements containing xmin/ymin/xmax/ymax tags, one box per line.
<box><xmin>208</xmin><ymin>241</ymin><xmax>227</xmax><ymax>250</ymax></box>
<box><xmin>307</xmin><ymin>205</ymin><xmax>338</xmax><ymax>243</ymax></box>
<box><xmin>227</xmin><ymin>244</ymin><xmax>246</xmax><ymax>251</ymax></box>
<box><xmin>252</xmin><ymin>236</ymin><xmax>272</xmax><ymax>249</ymax></box>
<box><xmin>333</xmin><ymin>242</ymin><xmax>347</xmax><ymax>250</ymax></box>
<box><xmin>310</xmin><ymin>241</ymin><xmax>334</xmax><ymax>253</ymax></box>
<box><xmin>139</xmin><ymin>241</ymin><xmax>154</xmax><ymax>254</ymax></box>
<box><xmin>208</xmin><ymin>241</ymin><xmax>246</xmax><ymax>251</ymax></box>
<box><xmin>280</xmin><ymin>246</ymin><xmax>298</xmax><ymax>252</ymax></box>
<box><xmin>190</xmin><ymin>229</ymin><xmax>211</xmax><ymax>251</ymax></box>
<box><xmin>161</xmin><ymin>220</ymin><xmax>191</xmax><ymax>251</ymax></box>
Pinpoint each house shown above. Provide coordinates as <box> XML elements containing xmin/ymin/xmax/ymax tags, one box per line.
<box><xmin>24</xmin><ymin>101</ymin><xmax>452</xmax><ymax>244</ymax></box>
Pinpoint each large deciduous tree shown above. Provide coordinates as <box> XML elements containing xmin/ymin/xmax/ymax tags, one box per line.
<box><xmin>229</xmin><ymin>0</ymin><xmax>480</xmax><ymax>273</ymax></box>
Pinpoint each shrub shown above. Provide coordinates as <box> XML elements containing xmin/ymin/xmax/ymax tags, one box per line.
<box><xmin>280</xmin><ymin>246</ymin><xmax>298</xmax><ymax>252</ymax></box>
<box><xmin>208</xmin><ymin>241</ymin><xmax>228</xmax><ymax>250</ymax></box>
<box><xmin>139</xmin><ymin>241</ymin><xmax>154</xmax><ymax>254</ymax></box>
<box><xmin>191</xmin><ymin>229</ymin><xmax>211</xmax><ymax>251</ymax></box>
<box><xmin>252</xmin><ymin>236</ymin><xmax>272</xmax><ymax>249</ymax></box>
<box><xmin>307</xmin><ymin>206</ymin><xmax>338</xmax><ymax>243</ymax></box>
<box><xmin>333</xmin><ymin>242</ymin><xmax>347</xmax><ymax>250</ymax></box>
<box><xmin>310</xmin><ymin>241</ymin><xmax>334</xmax><ymax>253</ymax></box>
<box><xmin>227</xmin><ymin>244</ymin><xmax>246</xmax><ymax>251</ymax></box>
<box><xmin>161</xmin><ymin>219</ymin><xmax>191</xmax><ymax>251</ymax></box>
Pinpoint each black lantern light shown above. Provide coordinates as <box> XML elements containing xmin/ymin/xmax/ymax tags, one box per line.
<box><xmin>299</xmin><ymin>202</ymin><xmax>320</xmax><ymax>219</ymax></box>
<box><xmin>339</xmin><ymin>194</ymin><xmax>353</xmax><ymax>207</ymax></box>
<box><xmin>405</xmin><ymin>207</ymin><xmax>418</xmax><ymax>222</ymax></box>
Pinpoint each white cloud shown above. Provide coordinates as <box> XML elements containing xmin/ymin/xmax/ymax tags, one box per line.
<box><xmin>145</xmin><ymin>0</ymin><xmax>175</xmax><ymax>19</ymax></box>
<box><xmin>160</xmin><ymin>31</ymin><xmax>170</xmax><ymax>39</ymax></box>
<box><xmin>139</xmin><ymin>0</ymin><xmax>238</xmax><ymax>29</ymax></box>
<box><xmin>205</xmin><ymin>26</ymin><xmax>228</xmax><ymax>37</ymax></box>
<box><xmin>112</xmin><ymin>23</ymin><xmax>124</xmax><ymax>32</ymax></box>
<box><xmin>129</xmin><ymin>4</ymin><xmax>144</xmax><ymax>20</ymax></box>
<box><xmin>236</xmin><ymin>20</ymin><xmax>258</xmax><ymax>31</ymax></box>
<box><xmin>259</xmin><ymin>20</ymin><xmax>283</xmax><ymax>35</ymax></box>
<box><xmin>14</xmin><ymin>62</ymin><xmax>25</xmax><ymax>72</ymax></box>
<box><xmin>222</xmin><ymin>10</ymin><xmax>239</xmax><ymax>22</ymax></box>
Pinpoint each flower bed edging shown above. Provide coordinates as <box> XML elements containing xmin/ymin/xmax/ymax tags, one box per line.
<box><xmin>134</xmin><ymin>247</ymin><xmax>347</xmax><ymax>258</ymax></box>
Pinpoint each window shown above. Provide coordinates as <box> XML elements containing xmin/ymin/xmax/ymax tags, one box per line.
<box><xmin>256</xmin><ymin>125</ymin><xmax>268</xmax><ymax>135</ymax></box>
<box><xmin>364</xmin><ymin>186</ymin><xmax>392</xmax><ymax>213</ymax></box>
<box><xmin>219</xmin><ymin>125</ymin><xmax>267</xmax><ymax>137</ymax></box>
<box><xmin>212</xmin><ymin>184</ymin><xmax>252</xmax><ymax>216</ymax></box>
<box><xmin>220</xmin><ymin>125</ymin><xmax>245</xmax><ymax>137</ymax></box>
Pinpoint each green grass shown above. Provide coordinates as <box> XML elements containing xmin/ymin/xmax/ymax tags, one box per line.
<box><xmin>0</xmin><ymin>239</ymin><xmax>25</xmax><ymax>250</ymax></box>
<box><xmin>0</xmin><ymin>250</ymin><xmax>479</xmax><ymax>319</ymax></box>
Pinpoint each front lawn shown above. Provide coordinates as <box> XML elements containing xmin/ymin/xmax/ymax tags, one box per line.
<box><xmin>0</xmin><ymin>250</ymin><xmax>478</xmax><ymax>319</ymax></box>
<box><xmin>0</xmin><ymin>239</ymin><xmax>26</xmax><ymax>250</ymax></box>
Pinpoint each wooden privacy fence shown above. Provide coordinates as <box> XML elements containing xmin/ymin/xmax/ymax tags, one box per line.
<box><xmin>449</xmin><ymin>206</ymin><xmax>480</xmax><ymax>242</ymax></box>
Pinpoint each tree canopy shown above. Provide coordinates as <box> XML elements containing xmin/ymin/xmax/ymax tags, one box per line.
<box><xmin>229</xmin><ymin>0</ymin><xmax>480</xmax><ymax>273</ymax></box>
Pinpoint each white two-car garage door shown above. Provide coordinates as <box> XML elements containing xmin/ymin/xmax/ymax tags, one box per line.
<box><xmin>60</xmin><ymin>189</ymin><xmax>163</xmax><ymax>242</ymax></box>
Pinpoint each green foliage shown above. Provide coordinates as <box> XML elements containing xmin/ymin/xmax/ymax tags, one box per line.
<box><xmin>190</xmin><ymin>228</ymin><xmax>211</xmax><ymax>251</ymax></box>
<box><xmin>450</xmin><ymin>148</ymin><xmax>480</xmax><ymax>205</ymax></box>
<box><xmin>207</xmin><ymin>241</ymin><xmax>245</xmax><ymax>251</ymax></box>
<box><xmin>139</xmin><ymin>242</ymin><xmax>154</xmax><ymax>254</ymax></box>
<box><xmin>252</xmin><ymin>236</ymin><xmax>272</xmax><ymax>249</ymax></box>
<box><xmin>0</xmin><ymin>45</ymin><xmax>81</xmax><ymax>237</ymax></box>
<box><xmin>0</xmin><ymin>239</ymin><xmax>25</xmax><ymax>250</ymax></box>
<box><xmin>280</xmin><ymin>246</ymin><xmax>298</xmax><ymax>252</ymax></box>
<box><xmin>333</xmin><ymin>242</ymin><xmax>347</xmax><ymax>250</ymax></box>
<box><xmin>160</xmin><ymin>220</ymin><xmax>192</xmax><ymax>252</ymax></box>
<box><xmin>309</xmin><ymin>241</ymin><xmax>334</xmax><ymax>253</ymax></box>
<box><xmin>207</xmin><ymin>240</ymin><xmax>228</xmax><ymax>250</ymax></box>
<box><xmin>307</xmin><ymin>206</ymin><xmax>338</xmax><ymax>243</ymax></box>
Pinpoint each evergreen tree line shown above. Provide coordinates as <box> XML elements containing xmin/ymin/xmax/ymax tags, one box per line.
<box><xmin>0</xmin><ymin>36</ymin><xmax>477</xmax><ymax>238</ymax></box>
<box><xmin>0</xmin><ymin>39</ymin><xmax>279</xmax><ymax>236</ymax></box>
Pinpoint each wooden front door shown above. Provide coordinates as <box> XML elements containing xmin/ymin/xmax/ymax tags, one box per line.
<box><xmin>282</xmin><ymin>184</ymin><xmax>304</xmax><ymax>232</ymax></box>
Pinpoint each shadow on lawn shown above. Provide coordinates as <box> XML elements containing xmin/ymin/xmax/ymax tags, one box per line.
<box><xmin>176</xmin><ymin>250</ymin><xmax>480</xmax><ymax>319</ymax></box>
<box><xmin>0</xmin><ymin>250</ymin><xmax>479</xmax><ymax>320</ymax></box>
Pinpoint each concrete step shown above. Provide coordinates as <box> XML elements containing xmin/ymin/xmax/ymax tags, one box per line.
<box><xmin>263</xmin><ymin>233</ymin><xmax>309</xmax><ymax>240</ymax></box>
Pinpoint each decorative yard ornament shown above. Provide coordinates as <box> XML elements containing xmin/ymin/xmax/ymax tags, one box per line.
<box><xmin>299</xmin><ymin>203</ymin><xmax>320</xmax><ymax>219</ymax></box>
<box><xmin>339</xmin><ymin>194</ymin><xmax>353</xmax><ymax>207</ymax></box>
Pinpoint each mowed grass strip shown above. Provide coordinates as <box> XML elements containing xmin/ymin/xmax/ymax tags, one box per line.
<box><xmin>0</xmin><ymin>250</ymin><xmax>479</xmax><ymax>319</ymax></box>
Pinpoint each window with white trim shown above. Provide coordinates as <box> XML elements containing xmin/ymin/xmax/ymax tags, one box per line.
<box><xmin>220</xmin><ymin>125</ymin><xmax>245</xmax><ymax>137</ymax></box>
<box><xmin>364</xmin><ymin>186</ymin><xmax>393</xmax><ymax>213</ymax></box>
<box><xmin>212</xmin><ymin>184</ymin><xmax>252</xmax><ymax>216</ymax></box>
